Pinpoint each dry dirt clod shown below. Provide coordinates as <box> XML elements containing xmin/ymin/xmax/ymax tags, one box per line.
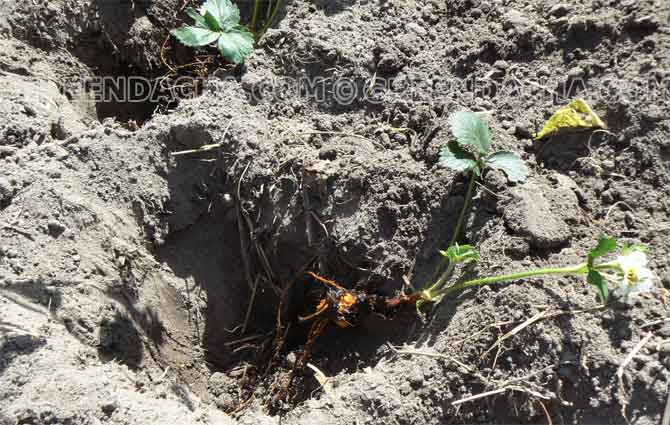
<box><xmin>502</xmin><ymin>181</ymin><xmax>578</xmax><ymax>249</ymax></box>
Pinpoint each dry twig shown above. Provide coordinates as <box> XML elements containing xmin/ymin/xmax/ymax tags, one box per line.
<box><xmin>241</xmin><ymin>275</ymin><xmax>261</xmax><ymax>334</ymax></box>
<box><xmin>387</xmin><ymin>343</ymin><xmax>473</xmax><ymax>372</ymax></box>
<box><xmin>617</xmin><ymin>332</ymin><xmax>653</xmax><ymax>424</ymax></box>
<box><xmin>483</xmin><ymin>310</ymin><xmax>552</xmax><ymax>357</ymax></box>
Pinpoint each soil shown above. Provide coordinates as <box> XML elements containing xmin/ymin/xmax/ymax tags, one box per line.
<box><xmin>2</xmin><ymin>0</ymin><xmax>670</xmax><ymax>424</ymax></box>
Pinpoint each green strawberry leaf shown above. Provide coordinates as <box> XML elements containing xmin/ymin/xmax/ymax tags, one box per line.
<box><xmin>440</xmin><ymin>244</ymin><xmax>480</xmax><ymax>264</ymax></box>
<box><xmin>485</xmin><ymin>151</ymin><xmax>528</xmax><ymax>183</ymax></box>
<box><xmin>448</xmin><ymin>111</ymin><xmax>492</xmax><ymax>155</ymax></box>
<box><xmin>587</xmin><ymin>269</ymin><xmax>609</xmax><ymax>303</ymax></box>
<box><xmin>186</xmin><ymin>7</ymin><xmax>209</xmax><ymax>29</ymax></box>
<box><xmin>217</xmin><ymin>27</ymin><xmax>254</xmax><ymax>64</ymax></box>
<box><xmin>440</xmin><ymin>141</ymin><xmax>479</xmax><ymax>174</ymax></box>
<box><xmin>587</xmin><ymin>235</ymin><xmax>617</xmax><ymax>268</ymax></box>
<box><xmin>621</xmin><ymin>243</ymin><xmax>648</xmax><ymax>255</ymax></box>
<box><xmin>204</xmin><ymin>10</ymin><xmax>222</xmax><ymax>32</ymax></box>
<box><xmin>170</xmin><ymin>26</ymin><xmax>221</xmax><ymax>47</ymax></box>
<box><xmin>200</xmin><ymin>0</ymin><xmax>240</xmax><ymax>31</ymax></box>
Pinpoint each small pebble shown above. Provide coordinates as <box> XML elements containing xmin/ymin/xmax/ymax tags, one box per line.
<box><xmin>47</xmin><ymin>220</ymin><xmax>66</xmax><ymax>236</ymax></box>
<box><xmin>548</xmin><ymin>4</ymin><xmax>570</xmax><ymax>18</ymax></box>
<box><xmin>0</xmin><ymin>177</ymin><xmax>12</xmax><ymax>204</ymax></box>
<box><xmin>493</xmin><ymin>60</ymin><xmax>510</xmax><ymax>70</ymax></box>
<box><xmin>642</xmin><ymin>106</ymin><xmax>664</xmax><ymax>122</ymax></box>
<box><xmin>567</xmin><ymin>66</ymin><xmax>586</xmax><ymax>80</ymax></box>
<box><xmin>514</xmin><ymin>124</ymin><xmax>533</xmax><ymax>139</ymax></box>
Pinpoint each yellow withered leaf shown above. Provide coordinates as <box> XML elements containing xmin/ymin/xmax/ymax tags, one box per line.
<box><xmin>533</xmin><ymin>99</ymin><xmax>606</xmax><ymax>140</ymax></box>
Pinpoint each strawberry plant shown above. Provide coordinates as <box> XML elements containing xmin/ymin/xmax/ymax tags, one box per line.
<box><xmin>424</xmin><ymin>111</ymin><xmax>528</xmax><ymax>296</ymax></box>
<box><xmin>171</xmin><ymin>0</ymin><xmax>255</xmax><ymax>64</ymax></box>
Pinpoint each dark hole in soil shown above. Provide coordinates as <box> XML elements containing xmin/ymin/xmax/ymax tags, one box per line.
<box><xmin>66</xmin><ymin>12</ymin><xmax>193</xmax><ymax>125</ymax></box>
<box><xmin>91</xmin><ymin>74</ymin><xmax>162</xmax><ymax>124</ymax></box>
<box><xmin>155</xmin><ymin>191</ymin><xmax>417</xmax><ymax>408</ymax></box>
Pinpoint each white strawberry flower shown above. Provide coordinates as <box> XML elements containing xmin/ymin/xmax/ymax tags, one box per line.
<box><xmin>614</xmin><ymin>250</ymin><xmax>655</xmax><ymax>296</ymax></box>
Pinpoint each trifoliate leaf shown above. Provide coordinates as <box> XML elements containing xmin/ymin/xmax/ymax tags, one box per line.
<box><xmin>170</xmin><ymin>26</ymin><xmax>221</xmax><ymax>47</ymax></box>
<box><xmin>173</xmin><ymin>1</ymin><xmax>252</xmax><ymax>65</ymax></box>
<box><xmin>200</xmin><ymin>0</ymin><xmax>240</xmax><ymax>31</ymax></box>
<box><xmin>440</xmin><ymin>244</ymin><xmax>480</xmax><ymax>264</ymax></box>
<box><xmin>448</xmin><ymin>111</ymin><xmax>491</xmax><ymax>155</ymax></box>
<box><xmin>440</xmin><ymin>141</ymin><xmax>479</xmax><ymax>174</ymax></box>
<box><xmin>485</xmin><ymin>151</ymin><xmax>528</xmax><ymax>183</ymax></box>
<box><xmin>204</xmin><ymin>10</ymin><xmax>222</xmax><ymax>32</ymax></box>
<box><xmin>588</xmin><ymin>234</ymin><xmax>617</xmax><ymax>263</ymax></box>
<box><xmin>534</xmin><ymin>99</ymin><xmax>606</xmax><ymax>140</ymax></box>
<box><xmin>217</xmin><ymin>27</ymin><xmax>254</xmax><ymax>64</ymax></box>
<box><xmin>587</xmin><ymin>269</ymin><xmax>609</xmax><ymax>303</ymax></box>
<box><xmin>186</xmin><ymin>7</ymin><xmax>209</xmax><ymax>29</ymax></box>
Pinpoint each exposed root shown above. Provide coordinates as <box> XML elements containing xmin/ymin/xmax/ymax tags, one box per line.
<box><xmin>242</xmin><ymin>276</ymin><xmax>261</xmax><ymax>334</ymax></box>
<box><xmin>306</xmin><ymin>362</ymin><xmax>332</xmax><ymax>396</ymax></box>
<box><xmin>236</xmin><ymin>161</ymin><xmax>255</xmax><ymax>292</ymax></box>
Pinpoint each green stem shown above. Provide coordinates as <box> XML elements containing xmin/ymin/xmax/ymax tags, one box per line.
<box><xmin>595</xmin><ymin>261</ymin><xmax>621</xmax><ymax>272</ymax></box>
<box><xmin>251</xmin><ymin>0</ymin><xmax>262</xmax><ymax>33</ymax></box>
<box><xmin>424</xmin><ymin>262</ymin><xmax>455</xmax><ymax>298</ymax></box>
<box><xmin>266</xmin><ymin>0</ymin><xmax>273</xmax><ymax>20</ymax></box>
<box><xmin>450</xmin><ymin>174</ymin><xmax>477</xmax><ymax>247</ymax></box>
<box><xmin>423</xmin><ymin>173</ymin><xmax>478</xmax><ymax>290</ymax></box>
<box><xmin>256</xmin><ymin>0</ymin><xmax>281</xmax><ymax>41</ymax></box>
<box><xmin>437</xmin><ymin>263</ymin><xmax>589</xmax><ymax>298</ymax></box>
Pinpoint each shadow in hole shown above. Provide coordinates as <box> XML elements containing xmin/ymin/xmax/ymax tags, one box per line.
<box><xmin>0</xmin><ymin>333</ymin><xmax>47</xmax><ymax>375</ymax></box>
<box><xmin>155</xmin><ymin>149</ymin><xmax>280</xmax><ymax>370</ymax></box>
<box><xmin>135</xmin><ymin>305</ymin><xmax>166</xmax><ymax>346</ymax></box>
<box><xmin>65</xmin><ymin>0</ymin><xmax>162</xmax><ymax>123</ymax></box>
<box><xmin>156</xmin><ymin>208</ymin><xmax>273</xmax><ymax>369</ymax></box>
<box><xmin>273</xmin><ymin>268</ymin><xmax>423</xmax><ymax>381</ymax></box>
<box><xmin>155</xmin><ymin>145</ymin><xmax>484</xmax><ymax>388</ymax></box>
<box><xmin>311</xmin><ymin>0</ymin><xmax>357</xmax><ymax>15</ymax></box>
<box><xmin>98</xmin><ymin>311</ymin><xmax>143</xmax><ymax>369</ymax></box>
<box><xmin>273</xmin><ymin>171</ymin><xmax>479</xmax><ymax>378</ymax></box>
<box><xmin>305</xmin><ymin>312</ymin><xmax>420</xmax><ymax>376</ymax></box>
<box><xmin>126</xmin><ymin>302</ymin><xmax>166</xmax><ymax>347</ymax></box>
<box><xmin>104</xmin><ymin>285</ymin><xmax>167</xmax><ymax>347</ymax></box>
<box><xmin>82</xmin><ymin>0</ymin><xmax>140</xmax><ymax>73</ymax></box>
<box><xmin>533</xmin><ymin>132</ymin><xmax>602</xmax><ymax>173</ymax></box>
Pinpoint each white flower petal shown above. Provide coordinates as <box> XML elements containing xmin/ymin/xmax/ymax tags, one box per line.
<box><xmin>628</xmin><ymin>251</ymin><xmax>648</xmax><ymax>267</ymax></box>
<box><xmin>613</xmin><ymin>250</ymin><xmax>655</xmax><ymax>296</ymax></box>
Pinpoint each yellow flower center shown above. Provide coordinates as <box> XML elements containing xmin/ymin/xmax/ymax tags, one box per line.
<box><xmin>626</xmin><ymin>268</ymin><xmax>639</xmax><ymax>285</ymax></box>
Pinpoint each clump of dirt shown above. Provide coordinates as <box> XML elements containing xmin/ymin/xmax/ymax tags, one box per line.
<box><xmin>2</xmin><ymin>0</ymin><xmax>670</xmax><ymax>424</ymax></box>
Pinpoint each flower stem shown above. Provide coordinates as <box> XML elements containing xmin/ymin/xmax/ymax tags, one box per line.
<box><xmin>438</xmin><ymin>263</ymin><xmax>589</xmax><ymax>297</ymax></box>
